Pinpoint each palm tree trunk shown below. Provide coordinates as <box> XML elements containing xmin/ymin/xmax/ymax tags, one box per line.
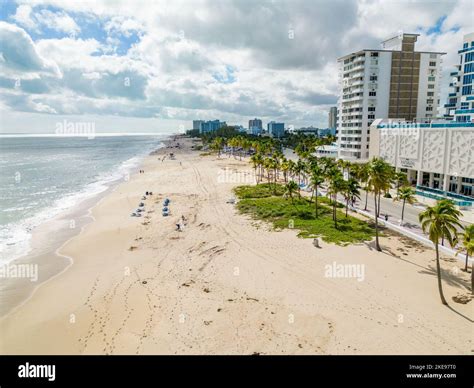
<box><xmin>345</xmin><ymin>199</ymin><xmax>349</xmax><ymax>217</ymax></box>
<box><xmin>315</xmin><ymin>189</ymin><xmax>319</xmax><ymax>218</ymax></box>
<box><xmin>435</xmin><ymin>243</ymin><xmax>448</xmax><ymax>305</ymax></box>
<box><xmin>471</xmin><ymin>261</ymin><xmax>473</xmax><ymax>296</ymax></box>
<box><xmin>273</xmin><ymin>169</ymin><xmax>277</xmax><ymax>194</ymax></box>
<box><xmin>374</xmin><ymin>195</ymin><xmax>381</xmax><ymax>251</ymax></box>
<box><xmin>401</xmin><ymin>199</ymin><xmax>406</xmax><ymax>224</ymax></box>
<box><xmin>364</xmin><ymin>189</ymin><xmax>368</xmax><ymax>211</ymax></box>
<box><xmin>377</xmin><ymin>193</ymin><xmax>381</xmax><ymax>217</ymax></box>
<box><xmin>465</xmin><ymin>252</ymin><xmax>469</xmax><ymax>272</ymax></box>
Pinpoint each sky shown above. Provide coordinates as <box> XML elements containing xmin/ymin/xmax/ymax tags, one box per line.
<box><xmin>0</xmin><ymin>0</ymin><xmax>473</xmax><ymax>134</ymax></box>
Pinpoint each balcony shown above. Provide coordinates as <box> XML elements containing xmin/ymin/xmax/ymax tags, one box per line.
<box><xmin>349</xmin><ymin>79</ymin><xmax>364</xmax><ymax>87</ymax></box>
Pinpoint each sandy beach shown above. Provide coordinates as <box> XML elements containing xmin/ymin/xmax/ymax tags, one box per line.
<box><xmin>0</xmin><ymin>137</ymin><xmax>472</xmax><ymax>355</ymax></box>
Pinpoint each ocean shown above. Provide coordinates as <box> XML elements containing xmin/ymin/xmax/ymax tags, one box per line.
<box><xmin>0</xmin><ymin>134</ymin><xmax>166</xmax><ymax>264</ymax></box>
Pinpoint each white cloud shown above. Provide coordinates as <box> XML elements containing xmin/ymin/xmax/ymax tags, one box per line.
<box><xmin>0</xmin><ymin>22</ymin><xmax>60</xmax><ymax>78</ymax></box>
<box><xmin>11</xmin><ymin>4</ymin><xmax>38</xmax><ymax>32</ymax></box>
<box><xmin>35</xmin><ymin>9</ymin><xmax>80</xmax><ymax>35</ymax></box>
<box><xmin>1</xmin><ymin>0</ymin><xmax>473</xmax><ymax>131</ymax></box>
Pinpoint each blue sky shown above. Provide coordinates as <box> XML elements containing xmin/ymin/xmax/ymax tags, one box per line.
<box><xmin>0</xmin><ymin>0</ymin><xmax>472</xmax><ymax>133</ymax></box>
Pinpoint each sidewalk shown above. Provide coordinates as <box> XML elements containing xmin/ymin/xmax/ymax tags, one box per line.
<box><xmin>320</xmin><ymin>189</ymin><xmax>471</xmax><ymax>264</ymax></box>
<box><xmin>353</xmin><ymin>205</ymin><xmax>467</xmax><ymax>262</ymax></box>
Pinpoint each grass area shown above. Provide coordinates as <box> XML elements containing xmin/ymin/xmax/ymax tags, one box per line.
<box><xmin>234</xmin><ymin>184</ymin><xmax>375</xmax><ymax>245</ymax></box>
<box><xmin>234</xmin><ymin>183</ymin><xmax>286</xmax><ymax>198</ymax></box>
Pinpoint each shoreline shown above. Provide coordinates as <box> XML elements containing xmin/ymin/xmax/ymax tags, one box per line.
<box><xmin>0</xmin><ymin>136</ymin><xmax>472</xmax><ymax>355</ymax></box>
<box><xmin>0</xmin><ymin>136</ymin><xmax>170</xmax><ymax>318</ymax></box>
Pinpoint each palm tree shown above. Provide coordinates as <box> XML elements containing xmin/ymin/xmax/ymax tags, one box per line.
<box><xmin>393</xmin><ymin>171</ymin><xmax>408</xmax><ymax>195</ymax></box>
<box><xmin>419</xmin><ymin>200</ymin><xmax>462</xmax><ymax>305</ymax></box>
<box><xmin>227</xmin><ymin>137</ymin><xmax>237</xmax><ymax>158</ymax></box>
<box><xmin>294</xmin><ymin>160</ymin><xmax>305</xmax><ymax>186</ymax></box>
<box><xmin>267</xmin><ymin>158</ymin><xmax>279</xmax><ymax>194</ymax></box>
<box><xmin>394</xmin><ymin>186</ymin><xmax>416</xmax><ymax>225</ymax></box>
<box><xmin>343</xmin><ymin>178</ymin><xmax>361</xmax><ymax>217</ymax></box>
<box><xmin>309</xmin><ymin>166</ymin><xmax>325</xmax><ymax>218</ymax></box>
<box><xmin>250</xmin><ymin>154</ymin><xmax>260</xmax><ymax>183</ymax></box>
<box><xmin>263</xmin><ymin>158</ymin><xmax>272</xmax><ymax>183</ymax></box>
<box><xmin>284</xmin><ymin>181</ymin><xmax>299</xmax><ymax>205</ymax></box>
<box><xmin>355</xmin><ymin>163</ymin><xmax>370</xmax><ymax>211</ymax></box>
<box><xmin>367</xmin><ymin>157</ymin><xmax>393</xmax><ymax>251</ymax></box>
<box><xmin>456</xmin><ymin>224</ymin><xmax>474</xmax><ymax>275</ymax></box>
<box><xmin>281</xmin><ymin>158</ymin><xmax>290</xmax><ymax>183</ymax></box>
<box><xmin>326</xmin><ymin>167</ymin><xmax>345</xmax><ymax>228</ymax></box>
<box><xmin>287</xmin><ymin>159</ymin><xmax>296</xmax><ymax>181</ymax></box>
<box><xmin>211</xmin><ymin>137</ymin><xmax>224</xmax><ymax>157</ymax></box>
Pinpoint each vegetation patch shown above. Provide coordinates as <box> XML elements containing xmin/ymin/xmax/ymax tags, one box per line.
<box><xmin>234</xmin><ymin>184</ymin><xmax>375</xmax><ymax>245</ymax></box>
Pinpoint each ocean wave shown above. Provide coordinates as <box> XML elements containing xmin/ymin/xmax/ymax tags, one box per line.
<box><xmin>0</xmin><ymin>140</ymin><xmax>165</xmax><ymax>264</ymax></box>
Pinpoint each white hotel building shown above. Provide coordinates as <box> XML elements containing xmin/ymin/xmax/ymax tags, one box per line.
<box><xmin>369</xmin><ymin>33</ymin><xmax>474</xmax><ymax>204</ymax></box>
<box><xmin>337</xmin><ymin>33</ymin><xmax>445</xmax><ymax>160</ymax></box>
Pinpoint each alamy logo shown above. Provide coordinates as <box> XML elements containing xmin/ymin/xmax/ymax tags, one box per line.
<box><xmin>55</xmin><ymin>119</ymin><xmax>95</xmax><ymax>139</ymax></box>
<box><xmin>0</xmin><ymin>263</ymin><xmax>38</xmax><ymax>282</ymax></box>
<box><xmin>217</xmin><ymin>168</ymin><xmax>254</xmax><ymax>184</ymax></box>
<box><xmin>324</xmin><ymin>261</ymin><xmax>365</xmax><ymax>282</ymax></box>
<box><xmin>18</xmin><ymin>362</ymin><xmax>55</xmax><ymax>381</ymax></box>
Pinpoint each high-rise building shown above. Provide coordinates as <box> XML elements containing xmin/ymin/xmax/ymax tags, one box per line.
<box><xmin>337</xmin><ymin>33</ymin><xmax>445</xmax><ymax>160</ymax></box>
<box><xmin>267</xmin><ymin>121</ymin><xmax>285</xmax><ymax>138</ymax></box>
<box><xmin>248</xmin><ymin>118</ymin><xmax>263</xmax><ymax>135</ymax></box>
<box><xmin>198</xmin><ymin>120</ymin><xmax>226</xmax><ymax>134</ymax></box>
<box><xmin>193</xmin><ymin>120</ymin><xmax>204</xmax><ymax>130</ymax></box>
<box><xmin>328</xmin><ymin>106</ymin><xmax>338</xmax><ymax>129</ymax></box>
<box><xmin>444</xmin><ymin>32</ymin><xmax>474</xmax><ymax>122</ymax></box>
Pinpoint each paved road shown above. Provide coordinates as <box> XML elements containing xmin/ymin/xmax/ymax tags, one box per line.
<box><xmin>336</xmin><ymin>190</ymin><xmax>472</xmax><ymax>260</ymax></box>
<box><xmin>353</xmin><ymin>189</ymin><xmax>472</xmax><ymax>228</ymax></box>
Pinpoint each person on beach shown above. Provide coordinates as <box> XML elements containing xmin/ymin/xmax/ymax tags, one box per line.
<box><xmin>176</xmin><ymin>223</ymin><xmax>181</xmax><ymax>232</ymax></box>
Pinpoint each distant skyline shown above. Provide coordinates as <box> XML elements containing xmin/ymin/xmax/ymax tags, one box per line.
<box><xmin>0</xmin><ymin>0</ymin><xmax>473</xmax><ymax>133</ymax></box>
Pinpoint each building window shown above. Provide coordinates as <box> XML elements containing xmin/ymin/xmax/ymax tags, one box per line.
<box><xmin>368</xmin><ymin>107</ymin><xmax>376</xmax><ymax>112</ymax></box>
<box><xmin>463</xmin><ymin>74</ymin><xmax>474</xmax><ymax>85</ymax></box>
<box><xmin>464</xmin><ymin>63</ymin><xmax>474</xmax><ymax>73</ymax></box>
<box><xmin>369</xmin><ymin>91</ymin><xmax>376</xmax><ymax>96</ymax></box>
<box><xmin>427</xmin><ymin>91</ymin><xmax>434</xmax><ymax>96</ymax></box>
<box><xmin>465</xmin><ymin>52</ymin><xmax>474</xmax><ymax>62</ymax></box>
<box><xmin>428</xmin><ymin>84</ymin><xmax>435</xmax><ymax>89</ymax></box>
<box><xmin>426</xmin><ymin>106</ymin><xmax>433</xmax><ymax>111</ymax></box>
<box><xmin>368</xmin><ymin>114</ymin><xmax>375</xmax><ymax>119</ymax></box>
<box><xmin>426</xmin><ymin>99</ymin><xmax>434</xmax><ymax>104</ymax></box>
<box><xmin>370</xmin><ymin>52</ymin><xmax>378</xmax><ymax>57</ymax></box>
<box><xmin>462</xmin><ymin>85</ymin><xmax>472</xmax><ymax>95</ymax></box>
<box><xmin>370</xmin><ymin>75</ymin><xmax>378</xmax><ymax>81</ymax></box>
<box><xmin>429</xmin><ymin>61</ymin><xmax>436</xmax><ymax>66</ymax></box>
<box><xmin>428</xmin><ymin>76</ymin><xmax>435</xmax><ymax>82</ymax></box>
